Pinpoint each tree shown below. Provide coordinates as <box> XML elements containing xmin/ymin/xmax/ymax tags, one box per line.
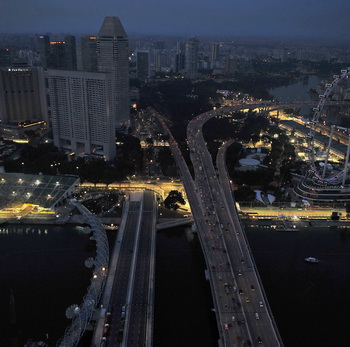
<box><xmin>164</xmin><ymin>190</ymin><xmax>186</xmax><ymax>210</ymax></box>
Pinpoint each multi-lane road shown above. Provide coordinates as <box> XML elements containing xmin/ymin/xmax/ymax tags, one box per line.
<box><xmin>187</xmin><ymin>108</ymin><xmax>283</xmax><ymax>346</ymax></box>
<box><xmin>156</xmin><ymin>105</ymin><xmax>283</xmax><ymax>346</ymax></box>
<box><xmin>98</xmin><ymin>191</ymin><xmax>156</xmax><ymax>347</ymax></box>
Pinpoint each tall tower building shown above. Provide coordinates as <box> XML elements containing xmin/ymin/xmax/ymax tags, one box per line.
<box><xmin>48</xmin><ymin>70</ymin><xmax>116</xmax><ymax>160</ymax></box>
<box><xmin>38</xmin><ymin>35</ymin><xmax>50</xmax><ymax>69</ymax></box>
<box><xmin>97</xmin><ymin>17</ymin><xmax>129</xmax><ymax>124</ymax></box>
<box><xmin>0</xmin><ymin>66</ymin><xmax>48</xmax><ymax>123</ymax></box>
<box><xmin>210</xmin><ymin>43</ymin><xmax>220</xmax><ymax>62</ymax></box>
<box><xmin>49</xmin><ymin>41</ymin><xmax>66</xmax><ymax>69</ymax></box>
<box><xmin>38</xmin><ymin>35</ymin><xmax>77</xmax><ymax>70</ymax></box>
<box><xmin>185</xmin><ymin>37</ymin><xmax>199</xmax><ymax>79</ymax></box>
<box><xmin>81</xmin><ymin>36</ymin><xmax>98</xmax><ymax>72</ymax></box>
<box><xmin>0</xmin><ymin>48</ymin><xmax>12</xmax><ymax>67</ymax></box>
<box><xmin>64</xmin><ymin>35</ymin><xmax>77</xmax><ymax>70</ymax></box>
<box><xmin>136</xmin><ymin>51</ymin><xmax>150</xmax><ymax>81</ymax></box>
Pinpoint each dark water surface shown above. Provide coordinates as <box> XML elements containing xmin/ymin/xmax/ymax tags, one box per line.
<box><xmin>0</xmin><ymin>224</ymin><xmax>93</xmax><ymax>346</ymax></box>
<box><xmin>2</xmin><ymin>223</ymin><xmax>350</xmax><ymax>347</ymax></box>
<box><xmin>154</xmin><ymin>225</ymin><xmax>350</xmax><ymax>347</ymax></box>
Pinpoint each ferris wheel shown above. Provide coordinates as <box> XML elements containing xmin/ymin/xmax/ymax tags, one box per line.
<box><xmin>307</xmin><ymin>68</ymin><xmax>350</xmax><ymax>185</ymax></box>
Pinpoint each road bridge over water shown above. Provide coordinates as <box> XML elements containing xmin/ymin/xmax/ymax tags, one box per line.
<box><xmin>156</xmin><ymin>103</ymin><xmax>284</xmax><ymax>347</ymax></box>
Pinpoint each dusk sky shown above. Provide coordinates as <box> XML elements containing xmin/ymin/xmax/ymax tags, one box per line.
<box><xmin>1</xmin><ymin>0</ymin><xmax>349</xmax><ymax>40</ymax></box>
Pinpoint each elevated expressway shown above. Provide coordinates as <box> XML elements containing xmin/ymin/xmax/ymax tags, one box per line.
<box><xmin>157</xmin><ymin>104</ymin><xmax>284</xmax><ymax>347</ymax></box>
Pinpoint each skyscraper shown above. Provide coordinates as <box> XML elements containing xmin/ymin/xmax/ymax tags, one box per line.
<box><xmin>64</xmin><ymin>35</ymin><xmax>77</xmax><ymax>70</ymax></box>
<box><xmin>97</xmin><ymin>17</ymin><xmax>129</xmax><ymax>124</ymax></box>
<box><xmin>38</xmin><ymin>35</ymin><xmax>50</xmax><ymax>69</ymax></box>
<box><xmin>185</xmin><ymin>37</ymin><xmax>199</xmax><ymax>79</ymax></box>
<box><xmin>136</xmin><ymin>51</ymin><xmax>150</xmax><ymax>81</ymax></box>
<box><xmin>49</xmin><ymin>41</ymin><xmax>65</xmax><ymax>69</ymax></box>
<box><xmin>210</xmin><ymin>43</ymin><xmax>220</xmax><ymax>62</ymax></box>
<box><xmin>38</xmin><ymin>35</ymin><xmax>77</xmax><ymax>70</ymax></box>
<box><xmin>0</xmin><ymin>48</ymin><xmax>12</xmax><ymax>67</ymax></box>
<box><xmin>0</xmin><ymin>66</ymin><xmax>48</xmax><ymax>123</ymax></box>
<box><xmin>81</xmin><ymin>36</ymin><xmax>98</xmax><ymax>72</ymax></box>
<box><xmin>48</xmin><ymin>70</ymin><xmax>116</xmax><ymax>160</ymax></box>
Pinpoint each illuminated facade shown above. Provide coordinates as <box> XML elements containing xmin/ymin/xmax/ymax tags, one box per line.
<box><xmin>48</xmin><ymin>70</ymin><xmax>116</xmax><ymax>160</ymax></box>
<box><xmin>97</xmin><ymin>17</ymin><xmax>129</xmax><ymax>124</ymax></box>
<box><xmin>0</xmin><ymin>66</ymin><xmax>48</xmax><ymax>123</ymax></box>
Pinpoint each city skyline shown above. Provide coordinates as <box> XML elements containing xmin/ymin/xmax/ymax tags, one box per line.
<box><xmin>1</xmin><ymin>0</ymin><xmax>349</xmax><ymax>41</ymax></box>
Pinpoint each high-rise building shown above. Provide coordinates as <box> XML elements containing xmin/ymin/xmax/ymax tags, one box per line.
<box><xmin>38</xmin><ymin>35</ymin><xmax>77</xmax><ymax>70</ymax></box>
<box><xmin>0</xmin><ymin>48</ymin><xmax>12</xmax><ymax>67</ymax></box>
<box><xmin>210</xmin><ymin>43</ymin><xmax>220</xmax><ymax>62</ymax></box>
<box><xmin>174</xmin><ymin>52</ymin><xmax>185</xmax><ymax>73</ymax></box>
<box><xmin>185</xmin><ymin>37</ymin><xmax>199</xmax><ymax>79</ymax></box>
<box><xmin>81</xmin><ymin>36</ymin><xmax>98</xmax><ymax>72</ymax></box>
<box><xmin>224</xmin><ymin>58</ymin><xmax>237</xmax><ymax>75</ymax></box>
<box><xmin>48</xmin><ymin>70</ymin><xmax>116</xmax><ymax>160</ymax></box>
<box><xmin>38</xmin><ymin>35</ymin><xmax>50</xmax><ymax>69</ymax></box>
<box><xmin>136</xmin><ymin>50</ymin><xmax>150</xmax><ymax>81</ymax></box>
<box><xmin>49</xmin><ymin>41</ymin><xmax>66</xmax><ymax>69</ymax></box>
<box><xmin>64</xmin><ymin>35</ymin><xmax>77</xmax><ymax>70</ymax></box>
<box><xmin>154</xmin><ymin>52</ymin><xmax>168</xmax><ymax>71</ymax></box>
<box><xmin>0</xmin><ymin>66</ymin><xmax>48</xmax><ymax>123</ymax></box>
<box><xmin>97</xmin><ymin>17</ymin><xmax>129</xmax><ymax>124</ymax></box>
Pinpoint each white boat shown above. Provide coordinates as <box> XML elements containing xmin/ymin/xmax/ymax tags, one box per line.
<box><xmin>304</xmin><ymin>257</ymin><xmax>319</xmax><ymax>263</ymax></box>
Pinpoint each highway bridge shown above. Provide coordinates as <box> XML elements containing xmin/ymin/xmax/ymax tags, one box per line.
<box><xmin>156</xmin><ymin>104</ymin><xmax>284</xmax><ymax>347</ymax></box>
<box><xmin>92</xmin><ymin>191</ymin><xmax>156</xmax><ymax>347</ymax></box>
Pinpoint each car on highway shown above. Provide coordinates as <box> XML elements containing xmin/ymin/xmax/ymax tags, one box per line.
<box><xmin>259</xmin><ymin>301</ymin><xmax>264</xmax><ymax>307</ymax></box>
<box><xmin>245</xmin><ymin>296</ymin><xmax>250</xmax><ymax>303</ymax></box>
<box><xmin>224</xmin><ymin>323</ymin><xmax>229</xmax><ymax>330</ymax></box>
<box><xmin>251</xmin><ymin>285</ymin><xmax>255</xmax><ymax>291</ymax></box>
<box><xmin>239</xmin><ymin>289</ymin><xmax>243</xmax><ymax>295</ymax></box>
<box><xmin>232</xmin><ymin>316</ymin><xmax>235</xmax><ymax>322</ymax></box>
<box><xmin>257</xmin><ymin>336</ymin><xmax>263</xmax><ymax>344</ymax></box>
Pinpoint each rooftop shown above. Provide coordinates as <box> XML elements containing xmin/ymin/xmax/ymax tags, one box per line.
<box><xmin>0</xmin><ymin>173</ymin><xmax>79</xmax><ymax>210</ymax></box>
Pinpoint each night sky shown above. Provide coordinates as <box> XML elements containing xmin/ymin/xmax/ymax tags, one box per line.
<box><xmin>1</xmin><ymin>0</ymin><xmax>349</xmax><ymax>40</ymax></box>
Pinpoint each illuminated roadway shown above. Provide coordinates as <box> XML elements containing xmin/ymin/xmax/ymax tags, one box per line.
<box><xmin>156</xmin><ymin>104</ymin><xmax>284</xmax><ymax>346</ymax></box>
<box><xmin>101</xmin><ymin>191</ymin><xmax>156</xmax><ymax>347</ymax></box>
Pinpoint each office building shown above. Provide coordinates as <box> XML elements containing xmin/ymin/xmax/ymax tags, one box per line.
<box><xmin>210</xmin><ymin>43</ymin><xmax>220</xmax><ymax>62</ymax></box>
<box><xmin>38</xmin><ymin>35</ymin><xmax>50</xmax><ymax>69</ymax></box>
<box><xmin>174</xmin><ymin>52</ymin><xmax>185</xmax><ymax>73</ymax></box>
<box><xmin>185</xmin><ymin>37</ymin><xmax>199</xmax><ymax>79</ymax></box>
<box><xmin>0</xmin><ymin>66</ymin><xmax>48</xmax><ymax>123</ymax></box>
<box><xmin>97</xmin><ymin>17</ymin><xmax>129</xmax><ymax>124</ymax></box>
<box><xmin>136</xmin><ymin>50</ymin><xmax>150</xmax><ymax>81</ymax></box>
<box><xmin>0</xmin><ymin>48</ymin><xmax>12</xmax><ymax>67</ymax></box>
<box><xmin>64</xmin><ymin>35</ymin><xmax>77</xmax><ymax>70</ymax></box>
<box><xmin>48</xmin><ymin>70</ymin><xmax>116</xmax><ymax>160</ymax></box>
<box><xmin>81</xmin><ymin>36</ymin><xmax>98</xmax><ymax>72</ymax></box>
<box><xmin>49</xmin><ymin>41</ymin><xmax>66</xmax><ymax>69</ymax></box>
<box><xmin>155</xmin><ymin>52</ymin><xmax>168</xmax><ymax>71</ymax></box>
<box><xmin>38</xmin><ymin>35</ymin><xmax>77</xmax><ymax>70</ymax></box>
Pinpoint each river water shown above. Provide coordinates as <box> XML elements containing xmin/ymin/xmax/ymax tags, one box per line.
<box><xmin>154</xmin><ymin>225</ymin><xmax>350</xmax><ymax>347</ymax></box>
<box><xmin>0</xmin><ymin>225</ymin><xmax>94</xmax><ymax>346</ymax></box>
<box><xmin>268</xmin><ymin>75</ymin><xmax>324</xmax><ymax>102</ymax></box>
<box><xmin>1</xmin><ymin>223</ymin><xmax>349</xmax><ymax>347</ymax></box>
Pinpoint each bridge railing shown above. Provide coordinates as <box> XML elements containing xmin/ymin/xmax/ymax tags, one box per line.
<box><xmin>56</xmin><ymin>202</ymin><xmax>109</xmax><ymax>347</ymax></box>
